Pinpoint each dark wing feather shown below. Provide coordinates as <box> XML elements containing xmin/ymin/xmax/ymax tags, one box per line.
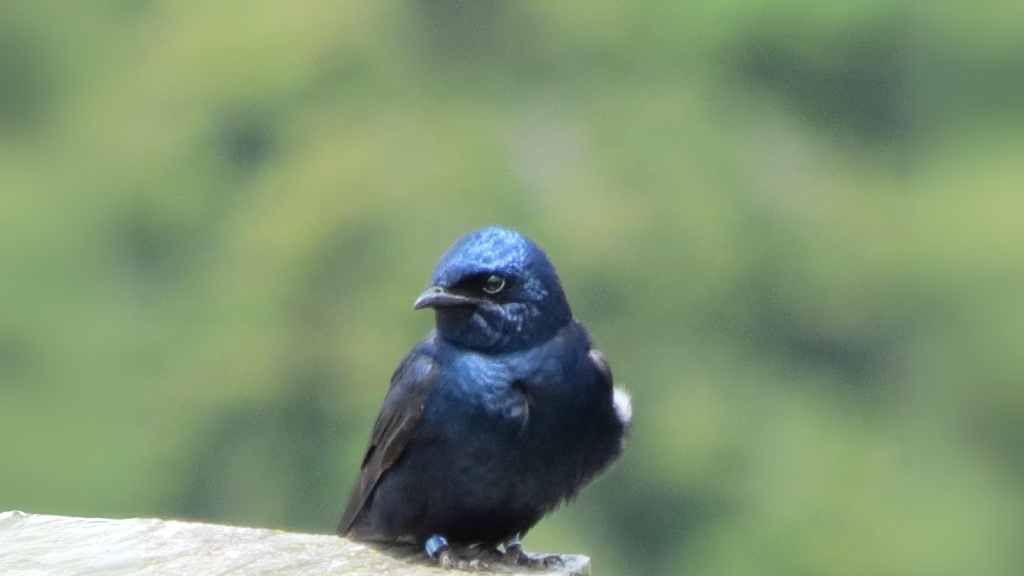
<box><xmin>588</xmin><ymin>348</ymin><xmax>613</xmax><ymax>391</ymax></box>
<box><xmin>337</xmin><ymin>350</ymin><xmax>439</xmax><ymax>535</ymax></box>
<box><xmin>590</xmin><ymin>346</ymin><xmax>632</xmax><ymax>432</ymax></box>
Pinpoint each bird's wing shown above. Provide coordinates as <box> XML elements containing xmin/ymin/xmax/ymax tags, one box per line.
<box><xmin>587</xmin><ymin>348</ymin><xmax>613</xmax><ymax>391</ymax></box>
<box><xmin>337</xmin><ymin>350</ymin><xmax>439</xmax><ymax>535</ymax></box>
<box><xmin>589</xmin><ymin>347</ymin><xmax>632</xmax><ymax>427</ymax></box>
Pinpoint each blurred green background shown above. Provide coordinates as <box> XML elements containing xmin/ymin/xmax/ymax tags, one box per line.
<box><xmin>1</xmin><ymin>1</ymin><xmax>1022</xmax><ymax>575</ymax></box>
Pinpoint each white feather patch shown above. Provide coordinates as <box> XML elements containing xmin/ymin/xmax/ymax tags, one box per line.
<box><xmin>612</xmin><ymin>386</ymin><xmax>632</xmax><ymax>425</ymax></box>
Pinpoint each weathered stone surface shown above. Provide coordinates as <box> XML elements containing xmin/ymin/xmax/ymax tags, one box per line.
<box><xmin>0</xmin><ymin>511</ymin><xmax>589</xmax><ymax>576</ymax></box>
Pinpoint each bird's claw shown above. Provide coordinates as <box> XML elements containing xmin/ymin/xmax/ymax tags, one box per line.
<box><xmin>540</xmin><ymin>554</ymin><xmax>565</xmax><ymax>569</ymax></box>
<box><xmin>426</xmin><ymin>535</ymin><xmax>503</xmax><ymax>571</ymax></box>
<box><xmin>427</xmin><ymin>534</ymin><xmax>563</xmax><ymax>572</ymax></box>
<box><xmin>503</xmin><ymin>540</ymin><xmax>563</xmax><ymax>569</ymax></box>
<box><xmin>438</xmin><ymin>550</ymin><xmax>505</xmax><ymax>571</ymax></box>
<box><xmin>436</xmin><ymin>547</ymin><xmax>456</xmax><ymax>569</ymax></box>
<box><xmin>439</xmin><ymin>549</ymin><xmax>488</xmax><ymax>570</ymax></box>
<box><xmin>518</xmin><ymin>553</ymin><xmax>564</xmax><ymax>570</ymax></box>
<box><xmin>502</xmin><ymin>542</ymin><xmax>523</xmax><ymax>565</ymax></box>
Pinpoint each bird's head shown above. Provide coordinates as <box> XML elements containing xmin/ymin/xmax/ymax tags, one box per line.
<box><xmin>414</xmin><ymin>227</ymin><xmax>573</xmax><ymax>353</ymax></box>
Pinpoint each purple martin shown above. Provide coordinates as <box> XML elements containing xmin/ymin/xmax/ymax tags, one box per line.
<box><xmin>337</xmin><ymin>227</ymin><xmax>631</xmax><ymax>568</ymax></box>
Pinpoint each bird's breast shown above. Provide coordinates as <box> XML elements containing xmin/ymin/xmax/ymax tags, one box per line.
<box><xmin>427</xmin><ymin>344</ymin><xmax>589</xmax><ymax>441</ymax></box>
<box><xmin>442</xmin><ymin>354</ymin><xmax>537</xmax><ymax>422</ymax></box>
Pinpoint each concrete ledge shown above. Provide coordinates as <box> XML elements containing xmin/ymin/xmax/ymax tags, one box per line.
<box><xmin>0</xmin><ymin>511</ymin><xmax>590</xmax><ymax>575</ymax></box>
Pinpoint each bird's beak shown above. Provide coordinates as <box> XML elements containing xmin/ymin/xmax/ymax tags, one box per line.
<box><xmin>413</xmin><ymin>286</ymin><xmax>477</xmax><ymax>310</ymax></box>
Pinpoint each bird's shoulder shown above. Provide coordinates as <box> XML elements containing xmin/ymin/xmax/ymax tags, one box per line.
<box><xmin>556</xmin><ymin>321</ymin><xmax>612</xmax><ymax>384</ymax></box>
<box><xmin>564</xmin><ymin>322</ymin><xmax>632</xmax><ymax>429</ymax></box>
<box><xmin>384</xmin><ymin>333</ymin><xmax>442</xmax><ymax>395</ymax></box>
<box><xmin>496</xmin><ymin>321</ymin><xmax>613</xmax><ymax>393</ymax></box>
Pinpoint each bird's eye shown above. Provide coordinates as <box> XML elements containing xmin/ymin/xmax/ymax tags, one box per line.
<box><xmin>482</xmin><ymin>275</ymin><xmax>506</xmax><ymax>295</ymax></box>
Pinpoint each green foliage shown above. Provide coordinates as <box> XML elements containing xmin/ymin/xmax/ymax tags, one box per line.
<box><xmin>1</xmin><ymin>2</ymin><xmax>1021</xmax><ymax>575</ymax></box>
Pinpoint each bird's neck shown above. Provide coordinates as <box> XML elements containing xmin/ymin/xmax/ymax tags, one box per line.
<box><xmin>434</xmin><ymin>305</ymin><xmax>571</xmax><ymax>354</ymax></box>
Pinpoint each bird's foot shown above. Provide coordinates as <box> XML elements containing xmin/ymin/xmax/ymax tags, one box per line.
<box><xmin>503</xmin><ymin>537</ymin><xmax>565</xmax><ymax>570</ymax></box>
<box><xmin>424</xmin><ymin>535</ymin><xmax>507</xmax><ymax>572</ymax></box>
<box><xmin>424</xmin><ymin>534</ymin><xmax>564</xmax><ymax>572</ymax></box>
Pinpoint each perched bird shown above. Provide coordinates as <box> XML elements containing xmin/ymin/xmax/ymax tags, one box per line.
<box><xmin>337</xmin><ymin>227</ymin><xmax>631</xmax><ymax>568</ymax></box>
